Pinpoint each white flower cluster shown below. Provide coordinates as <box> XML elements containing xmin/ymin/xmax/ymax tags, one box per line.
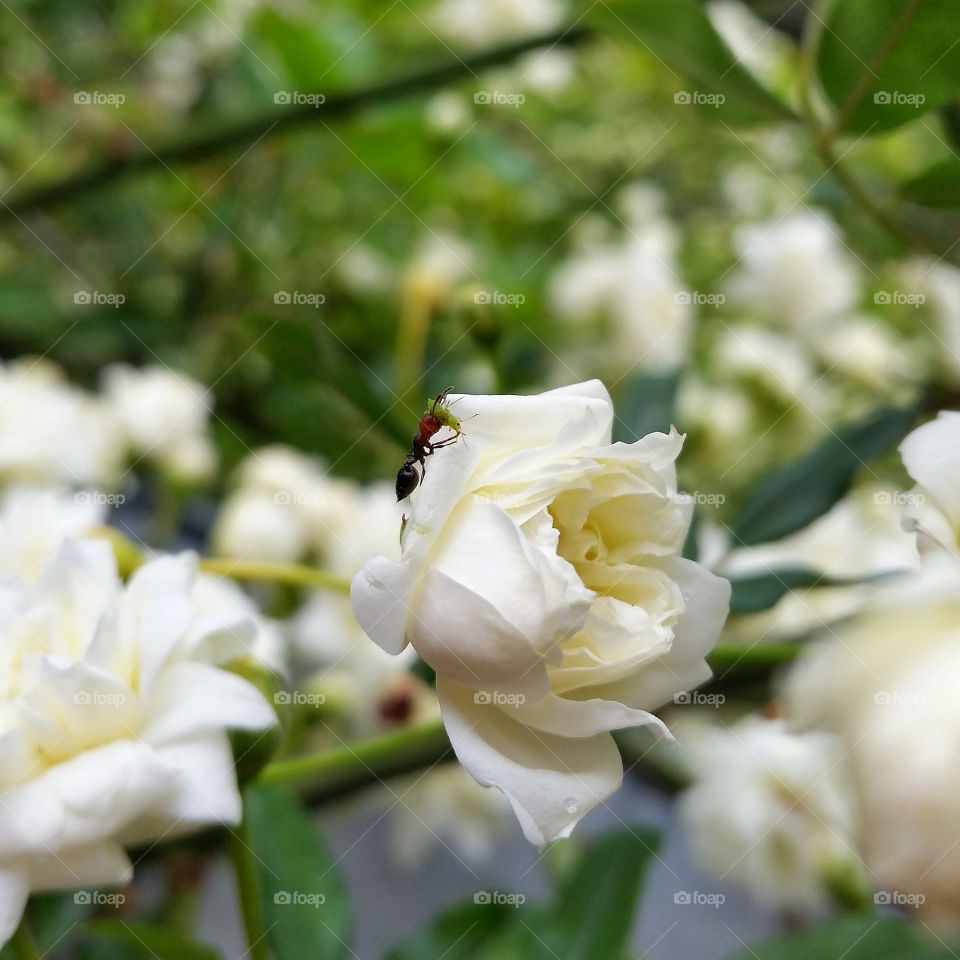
<box><xmin>676</xmin><ymin>411</ymin><xmax>960</xmax><ymax>929</ymax></box>
<box><xmin>0</xmin><ymin>358</ymin><xmax>216</xmax><ymax>492</ymax></box>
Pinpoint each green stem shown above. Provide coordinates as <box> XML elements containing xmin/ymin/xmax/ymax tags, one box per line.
<box><xmin>198</xmin><ymin>558</ymin><xmax>350</xmax><ymax>594</ymax></box>
<box><xmin>259</xmin><ymin>719</ymin><xmax>452</xmax><ymax>801</ymax></box>
<box><xmin>797</xmin><ymin>0</ymin><xmax>948</xmax><ymax>261</ymax></box>
<box><xmin>229</xmin><ymin>802</ymin><xmax>271</xmax><ymax>960</ymax></box>
<box><xmin>8</xmin><ymin>917</ymin><xmax>41</xmax><ymax>960</ymax></box>
<box><xmin>0</xmin><ymin>26</ymin><xmax>590</xmax><ymax>223</ymax></box>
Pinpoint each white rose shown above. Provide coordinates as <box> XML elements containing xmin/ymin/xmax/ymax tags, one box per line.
<box><xmin>352</xmin><ymin>381</ymin><xmax>730</xmax><ymax>844</ymax></box>
<box><xmin>0</xmin><ymin>541</ymin><xmax>275</xmax><ymax>945</ymax></box>
<box><xmin>677</xmin><ymin>715</ymin><xmax>861</xmax><ymax>914</ymax></box>
<box><xmin>212</xmin><ymin>488</ymin><xmax>309</xmax><ymax>564</ymax></box>
<box><xmin>782</xmin><ymin>563</ymin><xmax>960</xmax><ymax>928</ymax></box>
<box><xmin>899</xmin><ymin>411</ymin><xmax>960</xmax><ymax>556</ymax></box>
<box><xmin>102</xmin><ymin>364</ymin><xmax>216</xmax><ymax>482</ymax></box>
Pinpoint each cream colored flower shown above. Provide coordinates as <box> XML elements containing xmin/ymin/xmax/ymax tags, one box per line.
<box><xmin>352</xmin><ymin>381</ymin><xmax>729</xmax><ymax>843</ymax></box>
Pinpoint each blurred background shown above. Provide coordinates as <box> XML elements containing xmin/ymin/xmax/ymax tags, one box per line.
<box><xmin>3</xmin><ymin>0</ymin><xmax>960</xmax><ymax>957</ymax></box>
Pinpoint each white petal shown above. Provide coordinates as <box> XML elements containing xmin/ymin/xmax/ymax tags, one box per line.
<box><xmin>900</xmin><ymin>412</ymin><xmax>960</xmax><ymax>529</ymax></box>
<box><xmin>140</xmin><ymin>661</ymin><xmax>275</xmax><ymax>745</ymax></box>
<box><xmin>25</xmin><ymin>840</ymin><xmax>132</xmax><ymax>891</ymax></box>
<box><xmin>0</xmin><ymin>868</ymin><xmax>28</xmax><ymax>951</ymax></box>
<box><xmin>437</xmin><ymin>679</ymin><xmax>624</xmax><ymax>845</ymax></box>
<box><xmin>350</xmin><ymin>555</ymin><xmax>414</xmax><ymax>655</ymax></box>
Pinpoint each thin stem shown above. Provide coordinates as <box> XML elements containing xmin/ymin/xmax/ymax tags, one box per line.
<box><xmin>198</xmin><ymin>558</ymin><xmax>350</xmax><ymax>594</ymax></box>
<box><xmin>0</xmin><ymin>26</ymin><xmax>590</xmax><ymax>223</ymax></box>
<box><xmin>8</xmin><ymin>917</ymin><xmax>41</xmax><ymax>960</ymax></box>
<box><xmin>797</xmin><ymin>0</ymin><xmax>947</xmax><ymax>260</ymax></box>
<box><xmin>259</xmin><ymin>718</ymin><xmax>452</xmax><ymax>793</ymax></box>
<box><xmin>229</xmin><ymin>803</ymin><xmax>271</xmax><ymax>960</ymax></box>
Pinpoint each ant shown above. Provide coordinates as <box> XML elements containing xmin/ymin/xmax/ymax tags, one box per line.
<box><xmin>395</xmin><ymin>387</ymin><xmax>471</xmax><ymax>501</ymax></box>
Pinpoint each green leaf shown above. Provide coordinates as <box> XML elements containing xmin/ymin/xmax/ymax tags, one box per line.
<box><xmin>387</xmin><ymin>901</ymin><xmax>520</xmax><ymax>960</ymax></box>
<box><xmin>613</xmin><ymin>369</ymin><xmax>681</xmax><ymax>442</ymax></box>
<box><xmin>82</xmin><ymin>921</ymin><xmax>221</xmax><ymax>960</ymax></box>
<box><xmin>729</xmin><ymin>567</ymin><xmax>874</xmax><ymax>614</ymax></box>
<box><xmin>817</xmin><ymin>0</ymin><xmax>960</xmax><ymax>134</ymax></box>
<box><xmin>590</xmin><ymin>0</ymin><xmax>794</xmax><ymax>126</ymax></box>
<box><xmin>388</xmin><ymin>827</ymin><xmax>659</xmax><ymax>960</ymax></box>
<box><xmin>730</xmin><ymin>404</ymin><xmax>916</xmax><ymax>546</ymax></box>
<box><xmin>731</xmin><ymin>913</ymin><xmax>958</xmax><ymax>959</ymax></box>
<box><xmin>244</xmin><ymin>782</ymin><xmax>351</xmax><ymax>960</ymax></box>
<box><xmin>547</xmin><ymin>826</ymin><xmax>659</xmax><ymax>960</ymax></box>
<box><xmin>901</xmin><ymin>156</ymin><xmax>960</xmax><ymax>207</ymax></box>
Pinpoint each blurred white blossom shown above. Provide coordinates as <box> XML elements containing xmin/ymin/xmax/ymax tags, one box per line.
<box><xmin>103</xmin><ymin>364</ymin><xmax>216</xmax><ymax>484</ymax></box>
<box><xmin>0</xmin><ymin>360</ymin><xmax>123</xmax><ymax>489</ymax></box>
<box><xmin>728</xmin><ymin>211</ymin><xmax>860</xmax><ymax>332</ymax></box>
<box><xmin>678</xmin><ymin>715</ymin><xmax>862</xmax><ymax>913</ymax></box>
<box><xmin>430</xmin><ymin>0</ymin><xmax>564</xmax><ymax>47</ymax></box>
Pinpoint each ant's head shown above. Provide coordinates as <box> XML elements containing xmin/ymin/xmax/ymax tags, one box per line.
<box><xmin>395</xmin><ymin>461</ymin><xmax>421</xmax><ymax>501</ymax></box>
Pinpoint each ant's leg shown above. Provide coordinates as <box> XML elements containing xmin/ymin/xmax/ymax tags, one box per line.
<box><xmin>431</xmin><ymin>386</ymin><xmax>454</xmax><ymax>413</ymax></box>
<box><xmin>428</xmin><ymin>435</ymin><xmax>461</xmax><ymax>452</ymax></box>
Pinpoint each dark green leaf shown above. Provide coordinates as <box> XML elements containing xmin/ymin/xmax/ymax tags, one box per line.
<box><xmin>901</xmin><ymin>157</ymin><xmax>960</xmax><ymax>207</ymax></box>
<box><xmin>730</xmin><ymin>404</ymin><xmax>916</xmax><ymax>546</ymax></box>
<box><xmin>731</xmin><ymin>913</ymin><xmax>957</xmax><ymax>960</ymax></box>
<box><xmin>817</xmin><ymin>0</ymin><xmax>959</xmax><ymax>134</ymax></box>
<box><xmin>244</xmin><ymin>782</ymin><xmax>351</xmax><ymax>960</ymax></box>
<box><xmin>590</xmin><ymin>0</ymin><xmax>795</xmax><ymax>126</ymax></box>
<box><xmin>387</xmin><ymin>901</ymin><xmax>520</xmax><ymax>960</ymax></box>
<box><xmin>613</xmin><ymin>369</ymin><xmax>681</xmax><ymax>442</ymax></box>
<box><xmin>82</xmin><ymin>921</ymin><xmax>221</xmax><ymax>960</ymax></box>
<box><xmin>729</xmin><ymin>567</ymin><xmax>877</xmax><ymax>614</ymax></box>
<box><xmin>548</xmin><ymin>826</ymin><xmax>659</xmax><ymax>960</ymax></box>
